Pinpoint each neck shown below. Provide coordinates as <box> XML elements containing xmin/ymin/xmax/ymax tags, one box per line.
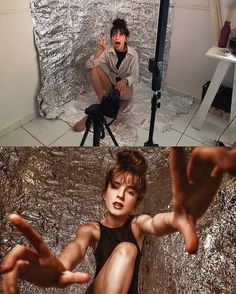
<box><xmin>115</xmin><ymin>44</ymin><xmax>127</xmax><ymax>52</ymax></box>
<box><xmin>103</xmin><ymin>213</ymin><xmax>130</xmax><ymax>228</ymax></box>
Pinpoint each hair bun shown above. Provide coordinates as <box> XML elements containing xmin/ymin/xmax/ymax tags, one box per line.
<box><xmin>113</xmin><ymin>18</ymin><xmax>127</xmax><ymax>28</ymax></box>
<box><xmin>117</xmin><ymin>150</ymin><xmax>147</xmax><ymax>174</ymax></box>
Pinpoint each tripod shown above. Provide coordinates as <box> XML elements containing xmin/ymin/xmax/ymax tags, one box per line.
<box><xmin>80</xmin><ymin>104</ymin><xmax>119</xmax><ymax>146</ymax></box>
<box><xmin>145</xmin><ymin>0</ymin><xmax>170</xmax><ymax>146</ymax></box>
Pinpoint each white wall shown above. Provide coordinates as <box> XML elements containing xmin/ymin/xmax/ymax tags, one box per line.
<box><xmin>221</xmin><ymin>0</ymin><xmax>236</xmax><ymax>28</ymax></box>
<box><xmin>0</xmin><ymin>0</ymin><xmax>39</xmax><ymax>136</ymax></box>
<box><xmin>166</xmin><ymin>0</ymin><xmax>234</xmax><ymax>100</ymax></box>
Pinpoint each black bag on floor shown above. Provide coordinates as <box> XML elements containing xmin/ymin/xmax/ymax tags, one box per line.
<box><xmin>202</xmin><ymin>81</ymin><xmax>232</xmax><ymax>113</ymax></box>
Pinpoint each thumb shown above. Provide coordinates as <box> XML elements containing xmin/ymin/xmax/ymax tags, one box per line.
<box><xmin>178</xmin><ymin>214</ymin><xmax>199</xmax><ymax>254</ymax></box>
<box><xmin>59</xmin><ymin>271</ymin><xmax>91</xmax><ymax>287</ymax></box>
<box><xmin>2</xmin><ymin>260</ymin><xmax>29</xmax><ymax>294</ymax></box>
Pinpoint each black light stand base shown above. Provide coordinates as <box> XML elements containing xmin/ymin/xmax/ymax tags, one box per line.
<box><xmin>144</xmin><ymin>91</ymin><xmax>161</xmax><ymax>146</ymax></box>
<box><xmin>215</xmin><ymin>141</ymin><xmax>226</xmax><ymax>147</ymax></box>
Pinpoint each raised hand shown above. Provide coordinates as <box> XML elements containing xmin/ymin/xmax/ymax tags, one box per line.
<box><xmin>187</xmin><ymin>146</ymin><xmax>236</xmax><ymax>180</ymax></box>
<box><xmin>1</xmin><ymin>214</ymin><xmax>90</xmax><ymax>294</ymax></box>
<box><xmin>169</xmin><ymin>147</ymin><xmax>225</xmax><ymax>254</ymax></box>
<box><xmin>98</xmin><ymin>34</ymin><xmax>106</xmax><ymax>52</ymax></box>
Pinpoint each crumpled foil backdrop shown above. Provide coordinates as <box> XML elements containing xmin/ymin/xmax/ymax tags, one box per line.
<box><xmin>30</xmin><ymin>0</ymin><xmax>193</xmax><ymax>145</ymax></box>
<box><xmin>0</xmin><ymin>147</ymin><xmax>235</xmax><ymax>293</ymax></box>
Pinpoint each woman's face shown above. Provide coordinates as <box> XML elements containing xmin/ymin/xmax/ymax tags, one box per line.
<box><xmin>111</xmin><ymin>30</ymin><xmax>128</xmax><ymax>51</ymax></box>
<box><xmin>103</xmin><ymin>174</ymin><xmax>138</xmax><ymax>218</ymax></box>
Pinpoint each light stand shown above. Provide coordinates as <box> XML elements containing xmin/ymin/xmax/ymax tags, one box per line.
<box><xmin>144</xmin><ymin>0</ymin><xmax>170</xmax><ymax>146</ymax></box>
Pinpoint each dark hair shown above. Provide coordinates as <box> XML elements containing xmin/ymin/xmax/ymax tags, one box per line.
<box><xmin>110</xmin><ymin>18</ymin><xmax>130</xmax><ymax>38</ymax></box>
<box><xmin>104</xmin><ymin>150</ymin><xmax>147</xmax><ymax>203</ymax></box>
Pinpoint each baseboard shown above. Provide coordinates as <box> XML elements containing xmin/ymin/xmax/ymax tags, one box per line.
<box><xmin>0</xmin><ymin>122</ymin><xmax>21</xmax><ymax>139</ymax></box>
<box><xmin>166</xmin><ymin>85</ymin><xmax>201</xmax><ymax>103</ymax></box>
<box><xmin>20</xmin><ymin>113</ymin><xmax>38</xmax><ymax>126</ymax></box>
<box><xmin>0</xmin><ymin>112</ymin><xmax>38</xmax><ymax>139</ymax></box>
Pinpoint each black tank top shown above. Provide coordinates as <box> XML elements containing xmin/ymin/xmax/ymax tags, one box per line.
<box><xmin>94</xmin><ymin>216</ymin><xmax>141</xmax><ymax>294</ymax></box>
<box><xmin>115</xmin><ymin>48</ymin><xmax>127</xmax><ymax>69</ymax></box>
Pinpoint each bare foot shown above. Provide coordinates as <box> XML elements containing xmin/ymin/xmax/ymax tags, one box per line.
<box><xmin>73</xmin><ymin>116</ymin><xmax>87</xmax><ymax>132</ymax></box>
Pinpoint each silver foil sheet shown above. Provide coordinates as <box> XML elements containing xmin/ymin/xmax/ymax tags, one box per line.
<box><xmin>59</xmin><ymin>82</ymin><xmax>193</xmax><ymax>146</ymax></box>
<box><xmin>30</xmin><ymin>0</ymin><xmax>194</xmax><ymax>145</ymax></box>
<box><xmin>0</xmin><ymin>147</ymin><xmax>235</xmax><ymax>293</ymax></box>
<box><xmin>30</xmin><ymin>0</ymin><xmax>175</xmax><ymax>117</ymax></box>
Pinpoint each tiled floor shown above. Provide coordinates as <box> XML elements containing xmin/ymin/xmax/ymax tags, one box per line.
<box><xmin>0</xmin><ymin>101</ymin><xmax>234</xmax><ymax>146</ymax></box>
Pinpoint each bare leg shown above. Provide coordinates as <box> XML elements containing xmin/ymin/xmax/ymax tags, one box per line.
<box><xmin>85</xmin><ymin>242</ymin><xmax>138</xmax><ymax>294</ymax></box>
<box><xmin>73</xmin><ymin>67</ymin><xmax>113</xmax><ymax>132</ymax></box>
<box><xmin>89</xmin><ymin>67</ymin><xmax>113</xmax><ymax>101</ymax></box>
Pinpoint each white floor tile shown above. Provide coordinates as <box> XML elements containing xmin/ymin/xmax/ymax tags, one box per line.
<box><xmin>23</xmin><ymin>117</ymin><xmax>71</xmax><ymax>146</ymax></box>
<box><xmin>3</xmin><ymin>101</ymin><xmax>224</xmax><ymax>147</ymax></box>
<box><xmin>177</xmin><ymin>135</ymin><xmax>203</xmax><ymax>146</ymax></box>
<box><xmin>135</xmin><ymin>128</ymin><xmax>149</xmax><ymax>146</ymax></box>
<box><xmin>136</xmin><ymin>128</ymin><xmax>182</xmax><ymax>146</ymax></box>
<box><xmin>187</xmin><ymin>112</ymin><xmax>232</xmax><ymax>145</ymax></box>
<box><xmin>50</xmin><ymin>129</ymin><xmax>93</xmax><ymax>146</ymax></box>
<box><xmin>0</xmin><ymin>127</ymin><xmax>43</xmax><ymax>146</ymax></box>
<box><xmin>172</xmin><ymin>102</ymin><xmax>199</xmax><ymax>133</ymax></box>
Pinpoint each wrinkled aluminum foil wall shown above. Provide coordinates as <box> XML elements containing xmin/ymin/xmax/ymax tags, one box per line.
<box><xmin>1</xmin><ymin>147</ymin><xmax>235</xmax><ymax>293</ymax></box>
<box><xmin>30</xmin><ymin>0</ymin><xmax>175</xmax><ymax>117</ymax></box>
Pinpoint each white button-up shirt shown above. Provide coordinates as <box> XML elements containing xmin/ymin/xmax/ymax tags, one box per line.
<box><xmin>86</xmin><ymin>46</ymin><xmax>139</xmax><ymax>87</ymax></box>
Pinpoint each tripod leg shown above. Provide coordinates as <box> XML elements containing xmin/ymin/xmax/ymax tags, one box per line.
<box><xmin>103</xmin><ymin>120</ymin><xmax>119</xmax><ymax>146</ymax></box>
<box><xmin>80</xmin><ymin>127</ymin><xmax>90</xmax><ymax>146</ymax></box>
<box><xmin>93</xmin><ymin>117</ymin><xmax>104</xmax><ymax>146</ymax></box>
<box><xmin>80</xmin><ymin>117</ymin><xmax>92</xmax><ymax>146</ymax></box>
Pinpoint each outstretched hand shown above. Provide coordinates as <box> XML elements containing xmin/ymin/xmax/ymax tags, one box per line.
<box><xmin>187</xmin><ymin>146</ymin><xmax>236</xmax><ymax>180</ymax></box>
<box><xmin>169</xmin><ymin>147</ymin><xmax>235</xmax><ymax>254</ymax></box>
<box><xmin>1</xmin><ymin>214</ymin><xmax>90</xmax><ymax>294</ymax></box>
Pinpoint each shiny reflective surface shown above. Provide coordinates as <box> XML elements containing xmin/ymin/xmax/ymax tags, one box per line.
<box><xmin>30</xmin><ymin>0</ymin><xmax>176</xmax><ymax>118</ymax></box>
<box><xmin>30</xmin><ymin>0</ymin><xmax>195</xmax><ymax>146</ymax></box>
<box><xmin>1</xmin><ymin>147</ymin><xmax>235</xmax><ymax>293</ymax></box>
<box><xmin>59</xmin><ymin>83</ymin><xmax>193</xmax><ymax>146</ymax></box>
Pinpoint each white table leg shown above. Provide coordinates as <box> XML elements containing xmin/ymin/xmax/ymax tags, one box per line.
<box><xmin>191</xmin><ymin>60</ymin><xmax>231</xmax><ymax>130</ymax></box>
<box><xmin>228</xmin><ymin>64</ymin><xmax>236</xmax><ymax>145</ymax></box>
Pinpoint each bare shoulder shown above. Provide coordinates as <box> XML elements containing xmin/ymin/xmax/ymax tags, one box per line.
<box><xmin>131</xmin><ymin>215</ymin><xmax>151</xmax><ymax>249</ymax></box>
<box><xmin>76</xmin><ymin>222</ymin><xmax>100</xmax><ymax>240</ymax></box>
<box><xmin>76</xmin><ymin>221</ymin><xmax>99</xmax><ymax>233</ymax></box>
<box><xmin>131</xmin><ymin>214</ymin><xmax>152</xmax><ymax>233</ymax></box>
<box><xmin>134</xmin><ymin>214</ymin><xmax>152</xmax><ymax>226</ymax></box>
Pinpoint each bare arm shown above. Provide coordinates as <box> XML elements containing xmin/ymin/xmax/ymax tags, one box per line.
<box><xmin>137</xmin><ymin>213</ymin><xmax>175</xmax><ymax>236</ymax></box>
<box><xmin>58</xmin><ymin>223</ymin><xmax>96</xmax><ymax>271</ymax></box>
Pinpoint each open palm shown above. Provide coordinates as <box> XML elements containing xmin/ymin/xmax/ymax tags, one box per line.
<box><xmin>1</xmin><ymin>214</ymin><xmax>90</xmax><ymax>293</ymax></box>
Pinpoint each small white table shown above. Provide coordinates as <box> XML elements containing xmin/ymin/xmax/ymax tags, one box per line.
<box><xmin>191</xmin><ymin>46</ymin><xmax>236</xmax><ymax>144</ymax></box>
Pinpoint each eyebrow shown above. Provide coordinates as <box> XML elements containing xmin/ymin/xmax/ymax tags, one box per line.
<box><xmin>111</xmin><ymin>180</ymin><xmax>136</xmax><ymax>190</ymax></box>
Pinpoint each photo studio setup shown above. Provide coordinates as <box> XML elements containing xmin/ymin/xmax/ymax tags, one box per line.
<box><xmin>1</xmin><ymin>0</ymin><xmax>236</xmax><ymax>146</ymax></box>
